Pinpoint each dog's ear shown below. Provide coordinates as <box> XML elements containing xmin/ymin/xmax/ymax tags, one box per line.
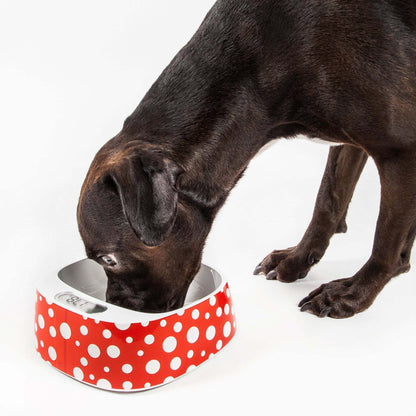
<box><xmin>110</xmin><ymin>151</ymin><xmax>182</xmax><ymax>247</ymax></box>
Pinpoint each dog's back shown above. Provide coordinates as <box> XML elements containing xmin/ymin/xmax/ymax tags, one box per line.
<box><xmin>249</xmin><ymin>0</ymin><xmax>416</xmax><ymax>146</ymax></box>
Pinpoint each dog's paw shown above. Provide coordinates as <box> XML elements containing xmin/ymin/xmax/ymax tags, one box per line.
<box><xmin>254</xmin><ymin>246</ymin><xmax>316</xmax><ymax>282</ymax></box>
<box><xmin>298</xmin><ymin>277</ymin><xmax>373</xmax><ymax>319</ymax></box>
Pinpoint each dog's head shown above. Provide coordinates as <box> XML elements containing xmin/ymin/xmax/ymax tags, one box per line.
<box><xmin>77</xmin><ymin>142</ymin><xmax>212</xmax><ymax>313</ymax></box>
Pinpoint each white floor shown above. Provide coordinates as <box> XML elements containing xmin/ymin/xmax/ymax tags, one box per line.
<box><xmin>2</xmin><ymin>1</ymin><xmax>415</xmax><ymax>415</ymax></box>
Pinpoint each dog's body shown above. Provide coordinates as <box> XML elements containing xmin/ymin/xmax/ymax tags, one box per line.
<box><xmin>78</xmin><ymin>0</ymin><xmax>416</xmax><ymax>318</ymax></box>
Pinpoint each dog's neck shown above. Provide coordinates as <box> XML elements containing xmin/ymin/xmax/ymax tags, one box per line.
<box><xmin>123</xmin><ymin>94</ymin><xmax>270</xmax><ymax>211</ymax></box>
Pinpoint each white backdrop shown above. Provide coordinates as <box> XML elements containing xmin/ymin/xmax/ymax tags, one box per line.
<box><xmin>1</xmin><ymin>1</ymin><xmax>415</xmax><ymax>415</ymax></box>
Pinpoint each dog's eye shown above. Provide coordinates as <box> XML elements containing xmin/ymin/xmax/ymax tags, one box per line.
<box><xmin>99</xmin><ymin>255</ymin><xmax>117</xmax><ymax>267</ymax></box>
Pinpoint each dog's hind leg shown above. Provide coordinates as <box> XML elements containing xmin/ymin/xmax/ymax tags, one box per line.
<box><xmin>299</xmin><ymin>150</ymin><xmax>416</xmax><ymax>318</ymax></box>
<box><xmin>254</xmin><ymin>144</ymin><xmax>368</xmax><ymax>282</ymax></box>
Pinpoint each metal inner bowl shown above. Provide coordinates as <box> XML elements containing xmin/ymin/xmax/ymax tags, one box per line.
<box><xmin>57</xmin><ymin>259</ymin><xmax>222</xmax><ymax>312</ymax></box>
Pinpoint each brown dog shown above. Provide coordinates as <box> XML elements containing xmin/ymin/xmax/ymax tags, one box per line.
<box><xmin>78</xmin><ymin>0</ymin><xmax>416</xmax><ymax>318</ymax></box>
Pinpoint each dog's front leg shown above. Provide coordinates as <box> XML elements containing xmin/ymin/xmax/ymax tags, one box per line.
<box><xmin>300</xmin><ymin>151</ymin><xmax>416</xmax><ymax>318</ymax></box>
<box><xmin>254</xmin><ymin>144</ymin><xmax>368</xmax><ymax>282</ymax></box>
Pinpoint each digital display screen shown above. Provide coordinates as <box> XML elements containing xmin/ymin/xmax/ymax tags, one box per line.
<box><xmin>55</xmin><ymin>292</ymin><xmax>107</xmax><ymax>314</ymax></box>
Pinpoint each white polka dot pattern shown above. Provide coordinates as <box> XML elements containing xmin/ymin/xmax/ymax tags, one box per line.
<box><xmin>49</xmin><ymin>326</ymin><xmax>56</xmax><ymax>338</ymax></box>
<box><xmin>73</xmin><ymin>367</ymin><xmax>84</xmax><ymax>380</ymax></box>
<box><xmin>48</xmin><ymin>346</ymin><xmax>57</xmax><ymax>361</ymax></box>
<box><xmin>107</xmin><ymin>345</ymin><xmax>120</xmax><ymax>359</ymax></box>
<box><xmin>162</xmin><ymin>336</ymin><xmax>177</xmax><ymax>353</ymax></box>
<box><xmin>34</xmin><ymin>282</ymin><xmax>236</xmax><ymax>391</ymax></box>
<box><xmin>87</xmin><ymin>344</ymin><xmax>100</xmax><ymax>358</ymax></box>
<box><xmin>123</xmin><ymin>381</ymin><xmax>132</xmax><ymax>390</ymax></box>
<box><xmin>59</xmin><ymin>323</ymin><xmax>71</xmax><ymax>340</ymax></box>
<box><xmin>122</xmin><ymin>364</ymin><xmax>133</xmax><ymax>374</ymax></box>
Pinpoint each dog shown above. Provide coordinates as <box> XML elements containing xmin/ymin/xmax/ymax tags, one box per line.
<box><xmin>77</xmin><ymin>0</ymin><xmax>416</xmax><ymax>318</ymax></box>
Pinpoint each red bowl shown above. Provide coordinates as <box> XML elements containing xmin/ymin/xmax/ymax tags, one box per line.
<box><xmin>34</xmin><ymin>259</ymin><xmax>236</xmax><ymax>391</ymax></box>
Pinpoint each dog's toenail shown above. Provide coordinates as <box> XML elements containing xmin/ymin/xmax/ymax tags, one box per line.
<box><xmin>308</xmin><ymin>253</ymin><xmax>317</xmax><ymax>266</ymax></box>
<box><xmin>253</xmin><ymin>264</ymin><xmax>263</xmax><ymax>275</ymax></box>
<box><xmin>300</xmin><ymin>302</ymin><xmax>312</xmax><ymax>312</ymax></box>
<box><xmin>319</xmin><ymin>306</ymin><xmax>332</xmax><ymax>318</ymax></box>
<box><xmin>298</xmin><ymin>271</ymin><xmax>308</xmax><ymax>279</ymax></box>
<box><xmin>266</xmin><ymin>270</ymin><xmax>277</xmax><ymax>280</ymax></box>
<box><xmin>298</xmin><ymin>298</ymin><xmax>308</xmax><ymax>307</ymax></box>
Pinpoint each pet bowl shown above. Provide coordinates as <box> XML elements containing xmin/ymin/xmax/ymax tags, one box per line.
<box><xmin>35</xmin><ymin>259</ymin><xmax>236</xmax><ymax>392</ymax></box>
